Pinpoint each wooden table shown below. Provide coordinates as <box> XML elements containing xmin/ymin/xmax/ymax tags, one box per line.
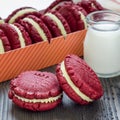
<box><xmin>0</xmin><ymin>65</ymin><xmax>120</xmax><ymax>120</ymax></box>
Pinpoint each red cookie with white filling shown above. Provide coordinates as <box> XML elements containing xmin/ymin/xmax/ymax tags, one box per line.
<box><xmin>5</xmin><ymin>7</ymin><xmax>40</xmax><ymax>24</ymax></box>
<box><xmin>19</xmin><ymin>15</ymin><xmax>52</xmax><ymax>43</ymax></box>
<box><xmin>0</xmin><ymin>29</ymin><xmax>11</xmax><ymax>54</ymax></box>
<box><xmin>45</xmin><ymin>0</ymin><xmax>73</xmax><ymax>13</ymax></box>
<box><xmin>0</xmin><ymin>23</ymin><xmax>32</xmax><ymax>49</ymax></box>
<box><xmin>56</xmin><ymin>54</ymin><xmax>103</xmax><ymax>105</ymax></box>
<box><xmin>42</xmin><ymin>10</ymin><xmax>71</xmax><ymax>38</ymax></box>
<box><xmin>77</xmin><ymin>0</ymin><xmax>105</xmax><ymax>14</ymax></box>
<box><xmin>8</xmin><ymin>71</ymin><xmax>63</xmax><ymax>111</ymax></box>
<box><xmin>57</xmin><ymin>4</ymin><xmax>87</xmax><ymax>32</ymax></box>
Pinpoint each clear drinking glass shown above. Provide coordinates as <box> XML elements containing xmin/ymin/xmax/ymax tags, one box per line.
<box><xmin>84</xmin><ymin>10</ymin><xmax>120</xmax><ymax>78</ymax></box>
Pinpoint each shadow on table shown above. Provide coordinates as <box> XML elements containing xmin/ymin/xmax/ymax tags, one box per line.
<box><xmin>9</xmin><ymin>93</ymin><xmax>105</xmax><ymax>120</ymax></box>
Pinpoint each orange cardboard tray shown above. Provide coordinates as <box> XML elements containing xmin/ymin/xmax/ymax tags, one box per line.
<box><xmin>0</xmin><ymin>30</ymin><xmax>86</xmax><ymax>82</ymax></box>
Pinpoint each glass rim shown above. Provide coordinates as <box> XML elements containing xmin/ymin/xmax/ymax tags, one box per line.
<box><xmin>86</xmin><ymin>10</ymin><xmax>120</xmax><ymax>24</ymax></box>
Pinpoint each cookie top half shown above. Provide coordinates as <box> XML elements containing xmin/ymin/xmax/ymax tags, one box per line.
<box><xmin>9</xmin><ymin>71</ymin><xmax>62</xmax><ymax>99</ymax></box>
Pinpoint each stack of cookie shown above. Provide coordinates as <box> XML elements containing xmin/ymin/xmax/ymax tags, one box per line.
<box><xmin>0</xmin><ymin>0</ymin><xmax>105</xmax><ymax>54</ymax></box>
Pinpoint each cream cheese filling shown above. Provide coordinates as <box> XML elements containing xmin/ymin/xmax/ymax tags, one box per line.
<box><xmin>10</xmin><ymin>24</ymin><xmax>26</xmax><ymax>48</ymax></box>
<box><xmin>52</xmin><ymin>2</ymin><xmax>66</xmax><ymax>10</ymax></box>
<box><xmin>79</xmin><ymin>11</ymin><xmax>87</xmax><ymax>29</ymax></box>
<box><xmin>61</xmin><ymin>61</ymin><xmax>93</xmax><ymax>102</ymax></box>
<box><xmin>14</xmin><ymin>93</ymin><xmax>62</xmax><ymax>103</ymax></box>
<box><xmin>23</xmin><ymin>17</ymin><xmax>48</xmax><ymax>41</ymax></box>
<box><xmin>91</xmin><ymin>3</ymin><xmax>96</xmax><ymax>9</ymax></box>
<box><xmin>0</xmin><ymin>39</ymin><xmax>5</xmax><ymax>54</ymax></box>
<box><xmin>45</xmin><ymin>13</ymin><xmax>67</xmax><ymax>37</ymax></box>
<box><xmin>0</xmin><ymin>19</ymin><xmax>4</xmax><ymax>24</ymax></box>
<box><xmin>8</xmin><ymin>8</ymin><xmax>37</xmax><ymax>23</ymax></box>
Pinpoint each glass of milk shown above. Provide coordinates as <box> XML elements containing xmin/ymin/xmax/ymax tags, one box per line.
<box><xmin>84</xmin><ymin>10</ymin><xmax>120</xmax><ymax>78</ymax></box>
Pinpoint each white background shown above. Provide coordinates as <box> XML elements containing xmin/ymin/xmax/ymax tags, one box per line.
<box><xmin>0</xmin><ymin>0</ymin><xmax>120</xmax><ymax>19</ymax></box>
<box><xmin>0</xmin><ymin>0</ymin><xmax>55</xmax><ymax>18</ymax></box>
<box><xmin>98</xmin><ymin>0</ymin><xmax>120</xmax><ymax>12</ymax></box>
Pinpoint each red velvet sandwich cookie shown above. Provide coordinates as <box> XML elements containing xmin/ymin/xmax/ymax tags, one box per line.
<box><xmin>19</xmin><ymin>15</ymin><xmax>52</xmax><ymax>43</ymax></box>
<box><xmin>5</xmin><ymin>7</ymin><xmax>40</xmax><ymax>24</ymax></box>
<box><xmin>45</xmin><ymin>0</ymin><xmax>73</xmax><ymax>13</ymax></box>
<box><xmin>0</xmin><ymin>23</ymin><xmax>32</xmax><ymax>49</ymax></box>
<box><xmin>42</xmin><ymin>10</ymin><xmax>71</xmax><ymax>38</ymax></box>
<box><xmin>56</xmin><ymin>54</ymin><xmax>103</xmax><ymax>105</ymax></box>
<box><xmin>77</xmin><ymin>0</ymin><xmax>105</xmax><ymax>14</ymax></box>
<box><xmin>57</xmin><ymin>4</ymin><xmax>87</xmax><ymax>32</ymax></box>
<box><xmin>8</xmin><ymin>71</ymin><xmax>63</xmax><ymax>111</ymax></box>
<box><xmin>0</xmin><ymin>29</ymin><xmax>11</xmax><ymax>54</ymax></box>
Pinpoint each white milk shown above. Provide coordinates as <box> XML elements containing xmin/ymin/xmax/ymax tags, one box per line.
<box><xmin>84</xmin><ymin>23</ymin><xmax>120</xmax><ymax>78</ymax></box>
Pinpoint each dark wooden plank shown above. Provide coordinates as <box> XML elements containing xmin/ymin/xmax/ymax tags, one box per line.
<box><xmin>0</xmin><ymin>66</ymin><xmax>120</xmax><ymax>120</ymax></box>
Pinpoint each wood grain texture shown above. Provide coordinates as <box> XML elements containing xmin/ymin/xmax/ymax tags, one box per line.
<box><xmin>0</xmin><ymin>66</ymin><xmax>120</xmax><ymax>120</ymax></box>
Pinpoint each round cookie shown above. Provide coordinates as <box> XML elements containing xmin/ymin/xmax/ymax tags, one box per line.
<box><xmin>42</xmin><ymin>10</ymin><xmax>71</xmax><ymax>38</ymax></box>
<box><xmin>0</xmin><ymin>23</ymin><xmax>32</xmax><ymax>49</ymax></box>
<box><xmin>57</xmin><ymin>3</ymin><xmax>87</xmax><ymax>17</ymax></box>
<box><xmin>5</xmin><ymin>7</ymin><xmax>40</xmax><ymax>24</ymax></box>
<box><xmin>77</xmin><ymin>0</ymin><xmax>105</xmax><ymax>14</ymax></box>
<box><xmin>56</xmin><ymin>54</ymin><xmax>103</xmax><ymax>105</ymax></box>
<box><xmin>8</xmin><ymin>71</ymin><xmax>63</xmax><ymax>111</ymax></box>
<box><xmin>19</xmin><ymin>15</ymin><xmax>52</xmax><ymax>43</ymax></box>
<box><xmin>57</xmin><ymin>4</ymin><xmax>87</xmax><ymax>32</ymax></box>
<box><xmin>0</xmin><ymin>29</ymin><xmax>11</xmax><ymax>53</ymax></box>
<box><xmin>45</xmin><ymin>0</ymin><xmax>73</xmax><ymax>13</ymax></box>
